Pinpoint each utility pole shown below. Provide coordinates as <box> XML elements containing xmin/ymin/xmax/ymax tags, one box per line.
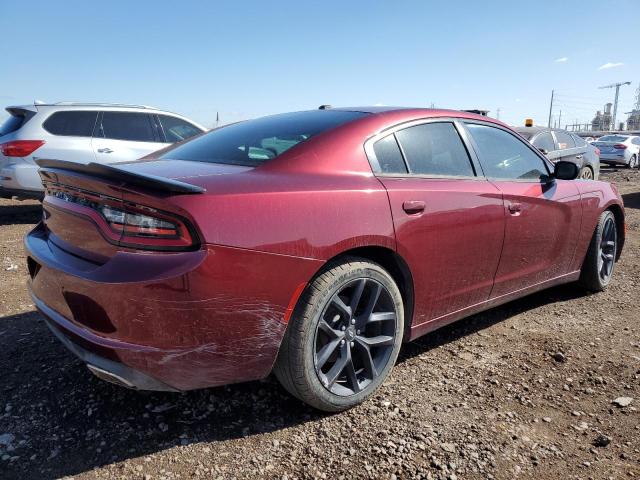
<box><xmin>599</xmin><ymin>81</ymin><xmax>631</xmax><ymax>132</ymax></box>
<box><xmin>547</xmin><ymin>89</ymin><xmax>554</xmax><ymax>127</ymax></box>
<box><xmin>558</xmin><ymin>110</ymin><xmax>562</xmax><ymax>130</ymax></box>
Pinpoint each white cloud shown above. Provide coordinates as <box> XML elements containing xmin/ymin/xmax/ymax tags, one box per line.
<box><xmin>555</xmin><ymin>57</ymin><xmax>568</xmax><ymax>63</ymax></box>
<box><xmin>598</xmin><ymin>62</ymin><xmax>624</xmax><ymax>70</ymax></box>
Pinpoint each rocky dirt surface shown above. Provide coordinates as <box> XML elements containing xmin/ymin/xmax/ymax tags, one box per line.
<box><xmin>1</xmin><ymin>167</ymin><xmax>639</xmax><ymax>480</ymax></box>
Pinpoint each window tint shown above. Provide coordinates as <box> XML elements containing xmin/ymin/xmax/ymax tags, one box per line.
<box><xmin>466</xmin><ymin>124</ymin><xmax>549</xmax><ymax>181</ymax></box>
<box><xmin>394</xmin><ymin>122</ymin><xmax>474</xmax><ymax>177</ymax></box>
<box><xmin>532</xmin><ymin>132</ymin><xmax>555</xmax><ymax>152</ymax></box>
<box><xmin>100</xmin><ymin>112</ymin><xmax>155</xmax><ymax>142</ymax></box>
<box><xmin>554</xmin><ymin>130</ymin><xmax>575</xmax><ymax>149</ymax></box>
<box><xmin>158</xmin><ymin>115</ymin><xmax>203</xmax><ymax>143</ymax></box>
<box><xmin>43</xmin><ymin>111</ymin><xmax>98</xmax><ymax>137</ymax></box>
<box><xmin>161</xmin><ymin>110</ymin><xmax>367</xmax><ymax>166</ymax></box>
<box><xmin>372</xmin><ymin>134</ymin><xmax>407</xmax><ymax>174</ymax></box>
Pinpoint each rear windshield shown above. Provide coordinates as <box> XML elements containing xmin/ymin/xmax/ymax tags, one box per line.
<box><xmin>0</xmin><ymin>111</ymin><xmax>33</xmax><ymax>137</ymax></box>
<box><xmin>598</xmin><ymin>135</ymin><xmax>627</xmax><ymax>142</ymax></box>
<box><xmin>160</xmin><ymin>110</ymin><xmax>368</xmax><ymax>166</ymax></box>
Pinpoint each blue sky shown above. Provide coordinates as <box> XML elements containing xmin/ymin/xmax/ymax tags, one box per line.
<box><xmin>1</xmin><ymin>0</ymin><xmax>638</xmax><ymax>128</ymax></box>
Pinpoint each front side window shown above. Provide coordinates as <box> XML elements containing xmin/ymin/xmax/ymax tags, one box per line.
<box><xmin>43</xmin><ymin>111</ymin><xmax>98</xmax><ymax>137</ymax></box>
<box><xmin>466</xmin><ymin>123</ymin><xmax>549</xmax><ymax>181</ymax></box>
<box><xmin>100</xmin><ymin>112</ymin><xmax>156</xmax><ymax>142</ymax></box>
<box><xmin>158</xmin><ymin>115</ymin><xmax>203</xmax><ymax>143</ymax></box>
<box><xmin>532</xmin><ymin>132</ymin><xmax>555</xmax><ymax>152</ymax></box>
<box><xmin>394</xmin><ymin>122</ymin><xmax>475</xmax><ymax>177</ymax></box>
<box><xmin>161</xmin><ymin>110</ymin><xmax>367</xmax><ymax>166</ymax></box>
<box><xmin>554</xmin><ymin>131</ymin><xmax>575</xmax><ymax>150</ymax></box>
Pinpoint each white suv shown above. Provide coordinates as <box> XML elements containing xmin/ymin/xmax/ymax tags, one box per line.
<box><xmin>0</xmin><ymin>102</ymin><xmax>206</xmax><ymax>198</ymax></box>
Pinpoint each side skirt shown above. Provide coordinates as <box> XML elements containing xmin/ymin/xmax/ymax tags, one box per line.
<box><xmin>408</xmin><ymin>270</ymin><xmax>581</xmax><ymax>341</ymax></box>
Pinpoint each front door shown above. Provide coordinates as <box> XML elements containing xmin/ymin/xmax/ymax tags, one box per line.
<box><xmin>464</xmin><ymin>122</ymin><xmax>582</xmax><ymax>298</ymax></box>
<box><xmin>369</xmin><ymin>121</ymin><xmax>505</xmax><ymax>325</ymax></box>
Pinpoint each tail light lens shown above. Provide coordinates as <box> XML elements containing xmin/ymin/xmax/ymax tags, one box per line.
<box><xmin>48</xmin><ymin>188</ymin><xmax>199</xmax><ymax>251</ymax></box>
<box><xmin>595</xmin><ymin>148</ymin><xmax>600</xmax><ymax>156</ymax></box>
<box><xmin>0</xmin><ymin>140</ymin><xmax>45</xmax><ymax>157</ymax></box>
<box><xmin>613</xmin><ymin>144</ymin><xmax>627</xmax><ymax>150</ymax></box>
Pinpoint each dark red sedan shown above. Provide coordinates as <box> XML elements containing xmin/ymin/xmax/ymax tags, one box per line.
<box><xmin>25</xmin><ymin>107</ymin><xmax>624</xmax><ymax>411</ymax></box>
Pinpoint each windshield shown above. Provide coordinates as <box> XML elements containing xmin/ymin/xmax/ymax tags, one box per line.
<box><xmin>598</xmin><ymin>135</ymin><xmax>628</xmax><ymax>142</ymax></box>
<box><xmin>161</xmin><ymin>110</ymin><xmax>368</xmax><ymax>166</ymax></box>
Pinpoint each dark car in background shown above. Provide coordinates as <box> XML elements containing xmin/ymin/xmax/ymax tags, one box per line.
<box><xmin>514</xmin><ymin>126</ymin><xmax>600</xmax><ymax>180</ymax></box>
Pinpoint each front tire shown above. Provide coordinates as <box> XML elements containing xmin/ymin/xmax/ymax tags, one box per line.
<box><xmin>579</xmin><ymin>210</ymin><xmax>618</xmax><ymax>291</ymax></box>
<box><xmin>274</xmin><ymin>258</ymin><xmax>404</xmax><ymax>412</ymax></box>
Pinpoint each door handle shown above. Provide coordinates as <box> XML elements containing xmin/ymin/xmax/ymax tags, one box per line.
<box><xmin>97</xmin><ymin>148</ymin><xmax>113</xmax><ymax>154</ymax></box>
<box><xmin>508</xmin><ymin>202</ymin><xmax>522</xmax><ymax>214</ymax></box>
<box><xmin>402</xmin><ymin>200</ymin><xmax>426</xmax><ymax>214</ymax></box>
<box><xmin>575</xmin><ymin>154</ymin><xmax>583</xmax><ymax>160</ymax></box>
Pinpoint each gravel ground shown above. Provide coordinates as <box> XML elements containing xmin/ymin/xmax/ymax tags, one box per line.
<box><xmin>1</xmin><ymin>167</ymin><xmax>639</xmax><ymax>480</ymax></box>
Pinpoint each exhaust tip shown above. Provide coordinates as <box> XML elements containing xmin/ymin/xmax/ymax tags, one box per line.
<box><xmin>87</xmin><ymin>364</ymin><xmax>136</xmax><ymax>389</ymax></box>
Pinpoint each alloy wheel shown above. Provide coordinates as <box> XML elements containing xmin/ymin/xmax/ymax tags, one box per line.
<box><xmin>597</xmin><ymin>217</ymin><xmax>616</xmax><ymax>283</ymax></box>
<box><xmin>580</xmin><ymin>167</ymin><xmax>593</xmax><ymax>180</ymax></box>
<box><xmin>313</xmin><ymin>278</ymin><xmax>398</xmax><ymax>396</ymax></box>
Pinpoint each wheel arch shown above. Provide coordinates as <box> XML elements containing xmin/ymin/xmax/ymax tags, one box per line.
<box><xmin>309</xmin><ymin>246</ymin><xmax>415</xmax><ymax>341</ymax></box>
<box><xmin>607</xmin><ymin>204</ymin><xmax>625</xmax><ymax>260</ymax></box>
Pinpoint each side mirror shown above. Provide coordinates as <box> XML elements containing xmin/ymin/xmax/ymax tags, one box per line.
<box><xmin>554</xmin><ymin>160</ymin><xmax>579</xmax><ymax>180</ymax></box>
<box><xmin>537</xmin><ymin>147</ymin><xmax>548</xmax><ymax>155</ymax></box>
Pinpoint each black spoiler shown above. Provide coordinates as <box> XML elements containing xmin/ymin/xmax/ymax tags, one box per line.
<box><xmin>35</xmin><ymin>159</ymin><xmax>205</xmax><ymax>194</ymax></box>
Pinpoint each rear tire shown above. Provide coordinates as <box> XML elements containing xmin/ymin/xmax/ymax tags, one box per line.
<box><xmin>274</xmin><ymin>258</ymin><xmax>404</xmax><ymax>412</ymax></box>
<box><xmin>627</xmin><ymin>155</ymin><xmax>637</xmax><ymax>169</ymax></box>
<box><xmin>579</xmin><ymin>166</ymin><xmax>594</xmax><ymax>180</ymax></box>
<box><xmin>579</xmin><ymin>210</ymin><xmax>617</xmax><ymax>292</ymax></box>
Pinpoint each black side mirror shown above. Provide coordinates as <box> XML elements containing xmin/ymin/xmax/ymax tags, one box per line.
<box><xmin>554</xmin><ymin>160</ymin><xmax>579</xmax><ymax>180</ymax></box>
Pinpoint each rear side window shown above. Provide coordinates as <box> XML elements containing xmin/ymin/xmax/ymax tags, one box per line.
<box><xmin>161</xmin><ymin>110</ymin><xmax>367</xmax><ymax>166</ymax></box>
<box><xmin>158</xmin><ymin>115</ymin><xmax>203</xmax><ymax>143</ymax></box>
<box><xmin>532</xmin><ymin>132</ymin><xmax>555</xmax><ymax>152</ymax></box>
<box><xmin>0</xmin><ymin>111</ymin><xmax>34</xmax><ymax>136</ymax></box>
<box><xmin>394</xmin><ymin>122</ymin><xmax>475</xmax><ymax>177</ymax></box>
<box><xmin>572</xmin><ymin>134</ymin><xmax>587</xmax><ymax>147</ymax></box>
<box><xmin>632</xmin><ymin>137</ymin><xmax>640</xmax><ymax>146</ymax></box>
<box><xmin>100</xmin><ymin>112</ymin><xmax>156</xmax><ymax>142</ymax></box>
<box><xmin>43</xmin><ymin>111</ymin><xmax>98</xmax><ymax>137</ymax></box>
<box><xmin>373</xmin><ymin>135</ymin><xmax>407</xmax><ymax>174</ymax></box>
<box><xmin>554</xmin><ymin>131</ymin><xmax>575</xmax><ymax>149</ymax></box>
<box><xmin>466</xmin><ymin>124</ymin><xmax>549</xmax><ymax>181</ymax></box>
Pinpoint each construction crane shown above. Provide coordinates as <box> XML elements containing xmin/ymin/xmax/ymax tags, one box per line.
<box><xmin>599</xmin><ymin>81</ymin><xmax>631</xmax><ymax>131</ymax></box>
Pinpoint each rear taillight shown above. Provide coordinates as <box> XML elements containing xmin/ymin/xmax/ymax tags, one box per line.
<box><xmin>0</xmin><ymin>140</ymin><xmax>45</xmax><ymax>157</ymax></box>
<box><xmin>595</xmin><ymin>148</ymin><xmax>600</xmax><ymax>156</ymax></box>
<box><xmin>613</xmin><ymin>144</ymin><xmax>627</xmax><ymax>150</ymax></box>
<box><xmin>47</xmin><ymin>187</ymin><xmax>199</xmax><ymax>251</ymax></box>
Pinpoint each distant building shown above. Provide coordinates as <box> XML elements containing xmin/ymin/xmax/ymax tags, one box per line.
<box><xmin>591</xmin><ymin>103</ymin><xmax>612</xmax><ymax>131</ymax></box>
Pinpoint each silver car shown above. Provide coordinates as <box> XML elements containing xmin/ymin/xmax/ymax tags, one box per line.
<box><xmin>592</xmin><ymin>134</ymin><xmax>640</xmax><ymax>168</ymax></box>
<box><xmin>514</xmin><ymin>126</ymin><xmax>600</xmax><ymax>180</ymax></box>
<box><xmin>0</xmin><ymin>102</ymin><xmax>205</xmax><ymax>198</ymax></box>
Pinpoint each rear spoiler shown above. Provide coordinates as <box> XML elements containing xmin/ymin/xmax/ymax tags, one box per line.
<box><xmin>35</xmin><ymin>159</ymin><xmax>205</xmax><ymax>194</ymax></box>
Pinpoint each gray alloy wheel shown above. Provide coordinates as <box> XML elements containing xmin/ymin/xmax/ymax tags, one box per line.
<box><xmin>274</xmin><ymin>259</ymin><xmax>404</xmax><ymax>412</ymax></box>
<box><xmin>579</xmin><ymin>166</ymin><xmax>594</xmax><ymax>180</ymax></box>
<box><xmin>579</xmin><ymin>210</ymin><xmax>617</xmax><ymax>291</ymax></box>
<box><xmin>629</xmin><ymin>155</ymin><xmax>638</xmax><ymax>169</ymax></box>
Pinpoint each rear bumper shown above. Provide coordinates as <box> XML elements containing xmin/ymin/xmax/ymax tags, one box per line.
<box><xmin>38</xmin><ymin>298</ymin><xmax>177</xmax><ymax>392</ymax></box>
<box><xmin>0</xmin><ymin>161</ymin><xmax>43</xmax><ymax>192</ymax></box>
<box><xmin>599</xmin><ymin>154</ymin><xmax>628</xmax><ymax>164</ymax></box>
<box><xmin>25</xmin><ymin>222</ymin><xmax>322</xmax><ymax>391</ymax></box>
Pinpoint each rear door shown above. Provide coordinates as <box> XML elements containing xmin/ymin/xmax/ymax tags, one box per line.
<box><xmin>464</xmin><ymin>122</ymin><xmax>582</xmax><ymax>298</ymax></box>
<box><xmin>40</xmin><ymin>110</ymin><xmax>99</xmax><ymax>163</ymax></box>
<box><xmin>368</xmin><ymin>120</ymin><xmax>505</xmax><ymax>324</ymax></box>
<box><xmin>92</xmin><ymin>111</ymin><xmax>164</xmax><ymax>163</ymax></box>
<box><xmin>553</xmin><ymin>130</ymin><xmax>586</xmax><ymax>167</ymax></box>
